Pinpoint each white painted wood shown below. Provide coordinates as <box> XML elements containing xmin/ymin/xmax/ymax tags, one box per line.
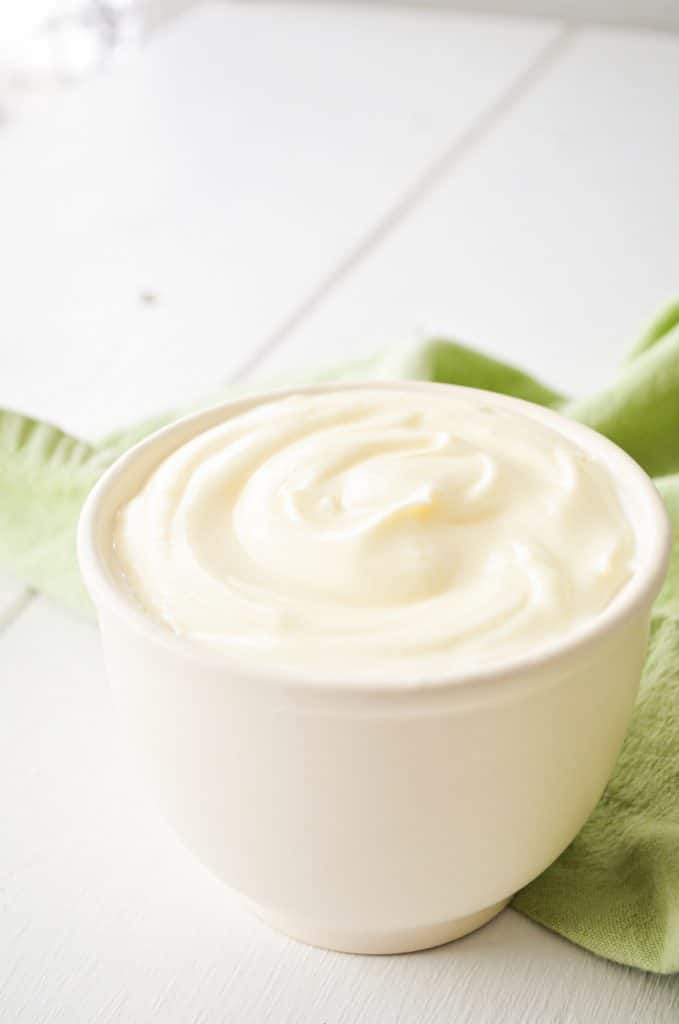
<box><xmin>380</xmin><ymin>0</ymin><xmax>679</xmax><ymax>33</ymax></box>
<box><xmin>0</xmin><ymin>1</ymin><xmax>555</xmax><ymax>441</ymax></box>
<box><xmin>1</xmin><ymin>598</ymin><xmax>677</xmax><ymax>1024</ymax></box>
<box><xmin>257</xmin><ymin>24</ymin><xmax>679</xmax><ymax>398</ymax></box>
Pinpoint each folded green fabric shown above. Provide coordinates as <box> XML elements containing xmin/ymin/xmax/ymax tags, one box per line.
<box><xmin>1</xmin><ymin>305</ymin><xmax>678</xmax><ymax>973</ymax></box>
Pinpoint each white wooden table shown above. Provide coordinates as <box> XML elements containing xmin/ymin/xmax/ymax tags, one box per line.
<box><xmin>1</xmin><ymin>4</ymin><xmax>678</xmax><ymax>1020</ymax></box>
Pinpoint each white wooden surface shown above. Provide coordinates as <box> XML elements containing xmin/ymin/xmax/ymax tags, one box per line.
<box><xmin>1</xmin><ymin>3</ymin><xmax>678</xmax><ymax>1021</ymax></box>
<box><xmin>0</xmin><ymin>2</ymin><xmax>554</xmax><ymax>440</ymax></box>
<box><xmin>257</xmin><ymin>25</ymin><xmax>679</xmax><ymax>394</ymax></box>
<box><xmin>390</xmin><ymin>0</ymin><xmax>679</xmax><ymax>33</ymax></box>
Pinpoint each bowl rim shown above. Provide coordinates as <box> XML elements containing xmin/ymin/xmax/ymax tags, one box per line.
<box><xmin>77</xmin><ymin>379</ymin><xmax>672</xmax><ymax>701</ymax></box>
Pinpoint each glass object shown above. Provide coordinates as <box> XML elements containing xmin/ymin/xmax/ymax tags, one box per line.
<box><xmin>0</xmin><ymin>1</ymin><xmax>143</xmax><ymax>121</ymax></box>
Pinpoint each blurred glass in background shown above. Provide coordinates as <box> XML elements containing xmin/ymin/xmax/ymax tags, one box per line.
<box><xmin>0</xmin><ymin>0</ymin><xmax>144</xmax><ymax>122</ymax></box>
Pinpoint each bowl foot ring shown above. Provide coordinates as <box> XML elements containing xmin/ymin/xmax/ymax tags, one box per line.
<box><xmin>248</xmin><ymin>896</ymin><xmax>511</xmax><ymax>954</ymax></box>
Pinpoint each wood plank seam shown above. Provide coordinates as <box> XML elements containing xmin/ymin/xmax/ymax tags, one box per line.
<box><xmin>0</xmin><ymin>589</ymin><xmax>36</xmax><ymax>635</ymax></box>
<box><xmin>229</xmin><ymin>21</ymin><xmax>579</xmax><ymax>384</ymax></box>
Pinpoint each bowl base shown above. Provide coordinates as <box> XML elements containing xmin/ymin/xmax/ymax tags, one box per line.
<box><xmin>248</xmin><ymin>896</ymin><xmax>510</xmax><ymax>955</ymax></box>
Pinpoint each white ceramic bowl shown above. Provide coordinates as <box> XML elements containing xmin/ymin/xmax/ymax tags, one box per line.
<box><xmin>78</xmin><ymin>382</ymin><xmax>671</xmax><ymax>954</ymax></box>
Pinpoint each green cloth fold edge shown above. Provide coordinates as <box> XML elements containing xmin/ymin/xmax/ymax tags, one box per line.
<box><xmin>1</xmin><ymin>303</ymin><xmax>678</xmax><ymax>972</ymax></box>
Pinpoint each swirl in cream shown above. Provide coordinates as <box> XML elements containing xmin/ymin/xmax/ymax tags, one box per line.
<box><xmin>113</xmin><ymin>388</ymin><xmax>635</xmax><ymax>677</ymax></box>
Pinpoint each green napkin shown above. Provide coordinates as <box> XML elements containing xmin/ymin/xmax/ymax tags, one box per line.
<box><xmin>1</xmin><ymin>305</ymin><xmax>678</xmax><ymax>973</ymax></box>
